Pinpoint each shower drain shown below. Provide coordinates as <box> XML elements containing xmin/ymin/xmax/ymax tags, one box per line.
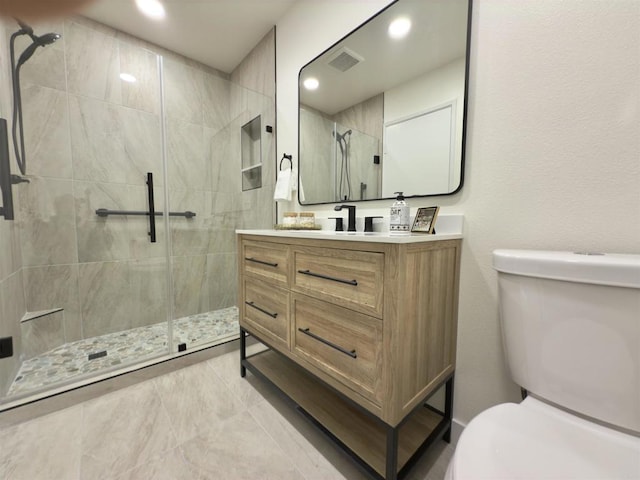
<box><xmin>88</xmin><ymin>350</ymin><xmax>107</xmax><ymax>361</ymax></box>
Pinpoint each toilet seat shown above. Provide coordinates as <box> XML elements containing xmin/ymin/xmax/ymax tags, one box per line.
<box><xmin>447</xmin><ymin>397</ymin><xmax>640</xmax><ymax>479</ymax></box>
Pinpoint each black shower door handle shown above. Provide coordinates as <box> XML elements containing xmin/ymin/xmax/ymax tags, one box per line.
<box><xmin>146</xmin><ymin>172</ymin><xmax>156</xmax><ymax>243</ymax></box>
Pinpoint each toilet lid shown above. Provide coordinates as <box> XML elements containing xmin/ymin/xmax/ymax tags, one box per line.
<box><xmin>450</xmin><ymin>397</ymin><xmax>640</xmax><ymax>479</ymax></box>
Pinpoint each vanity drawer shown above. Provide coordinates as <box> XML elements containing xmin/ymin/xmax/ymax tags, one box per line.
<box><xmin>292</xmin><ymin>294</ymin><xmax>383</xmax><ymax>403</ymax></box>
<box><xmin>242</xmin><ymin>279</ymin><xmax>290</xmax><ymax>350</ymax></box>
<box><xmin>242</xmin><ymin>240</ymin><xmax>289</xmax><ymax>286</ymax></box>
<box><xmin>292</xmin><ymin>246</ymin><xmax>384</xmax><ymax>318</ymax></box>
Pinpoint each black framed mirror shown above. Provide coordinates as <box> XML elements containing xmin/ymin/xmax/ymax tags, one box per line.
<box><xmin>298</xmin><ymin>0</ymin><xmax>472</xmax><ymax>205</ymax></box>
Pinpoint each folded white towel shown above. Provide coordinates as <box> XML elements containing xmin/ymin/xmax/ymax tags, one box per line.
<box><xmin>273</xmin><ymin>167</ymin><xmax>293</xmax><ymax>201</ymax></box>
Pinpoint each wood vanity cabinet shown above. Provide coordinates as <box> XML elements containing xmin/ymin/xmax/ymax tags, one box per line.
<box><xmin>238</xmin><ymin>233</ymin><xmax>462</xmax><ymax>479</ymax></box>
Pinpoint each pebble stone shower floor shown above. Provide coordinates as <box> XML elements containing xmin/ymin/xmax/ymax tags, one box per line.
<box><xmin>7</xmin><ymin>307</ymin><xmax>239</xmax><ymax>397</ymax></box>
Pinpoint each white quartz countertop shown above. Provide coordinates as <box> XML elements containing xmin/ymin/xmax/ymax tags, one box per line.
<box><xmin>237</xmin><ymin>214</ymin><xmax>463</xmax><ymax>243</ymax></box>
<box><xmin>236</xmin><ymin>229</ymin><xmax>462</xmax><ymax>243</ymax></box>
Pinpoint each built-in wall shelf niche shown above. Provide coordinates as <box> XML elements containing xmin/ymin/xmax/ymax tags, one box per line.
<box><xmin>241</xmin><ymin>115</ymin><xmax>262</xmax><ymax>191</ymax></box>
<box><xmin>21</xmin><ymin>308</ymin><xmax>64</xmax><ymax>323</ymax></box>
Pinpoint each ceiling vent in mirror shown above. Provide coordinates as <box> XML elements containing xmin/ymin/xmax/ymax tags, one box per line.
<box><xmin>326</xmin><ymin>47</ymin><xmax>364</xmax><ymax>72</ymax></box>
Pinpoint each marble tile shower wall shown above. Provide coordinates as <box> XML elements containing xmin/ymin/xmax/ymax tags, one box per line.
<box><xmin>299</xmin><ymin>93</ymin><xmax>382</xmax><ymax>204</ymax></box>
<box><xmin>230</xmin><ymin>28</ymin><xmax>276</xmax><ymax>231</ymax></box>
<box><xmin>333</xmin><ymin>94</ymin><xmax>383</xmax><ymax>142</ymax></box>
<box><xmin>0</xmin><ymin>16</ymin><xmax>275</xmax><ymax>394</ymax></box>
<box><xmin>299</xmin><ymin>107</ymin><xmax>336</xmax><ymax>203</ymax></box>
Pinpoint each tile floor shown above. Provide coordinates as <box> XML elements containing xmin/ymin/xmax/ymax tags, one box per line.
<box><xmin>0</xmin><ymin>343</ymin><xmax>454</xmax><ymax>480</ymax></box>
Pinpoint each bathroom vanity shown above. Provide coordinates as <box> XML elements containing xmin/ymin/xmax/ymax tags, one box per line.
<box><xmin>237</xmin><ymin>229</ymin><xmax>462</xmax><ymax>479</ymax></box>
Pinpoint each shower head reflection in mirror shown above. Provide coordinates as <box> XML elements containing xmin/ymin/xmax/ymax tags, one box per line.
<box><xmin>334</xmin><ymin>128</ymin><xmax>353</xmax><ymax>200</ymax></box>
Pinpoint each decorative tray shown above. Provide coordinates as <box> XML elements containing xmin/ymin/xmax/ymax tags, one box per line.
<box><xmin>274</xmin><ymin>224</ymin><xmax>322</xmax><ymax>231</ymax></box>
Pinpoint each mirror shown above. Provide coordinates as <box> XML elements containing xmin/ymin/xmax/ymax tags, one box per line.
<box><xmin>298</xmin><ymin>0</ymin><xmax>471</xmax><ymax>204</ymax></box>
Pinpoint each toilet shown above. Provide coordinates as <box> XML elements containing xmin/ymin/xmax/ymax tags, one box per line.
<box><xmin>446</xmin><ymin>249</ymin><xmax>640</xmax><ymax>479</ymax></box>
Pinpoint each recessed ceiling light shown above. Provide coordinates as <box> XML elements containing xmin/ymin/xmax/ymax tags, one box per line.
<box><xmin>388</xmin><ymin>17</ymin><xmax>411</xmax><ymax>39</ymax></box>
<box><xmin>120</xmin><ymin>73</ymin><xmax>137</xmax><ymax>83</ymax></box>
<box><xmin>303</xmin><ymin>78</ymin><xmax>319</xmax><ymax>91</ymax></box>
<box><xmin>135</xmin><ymin>0</ymin><xmax>166</xmax><ymax>20</ymax></box>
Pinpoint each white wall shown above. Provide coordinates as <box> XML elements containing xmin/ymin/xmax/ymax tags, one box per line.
<box><xmin>276</xmin><ymin>0</ymin><xmax>640</xmax><ymax>427</ymax></box>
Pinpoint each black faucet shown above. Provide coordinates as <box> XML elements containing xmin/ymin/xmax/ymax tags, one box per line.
<box><xmin>334</xmin><ymin>204</ymin><xmax>356</xmax><ymax>232</ymax></box>
<box><xmin>364</xmin><ymin>216</ymin><xmax>383</xmax><ymax>233</ymax></box>
<box><xmin>329</xmin><ymin>217</ymin><xmax>344</xmax><ymax>231</ymax></box>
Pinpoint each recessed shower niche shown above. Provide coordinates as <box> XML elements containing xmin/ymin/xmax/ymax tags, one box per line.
<box><xmin>241</xmin><ymin>115</ymin><xmax>263</xmax><ymax>191</ymax></box>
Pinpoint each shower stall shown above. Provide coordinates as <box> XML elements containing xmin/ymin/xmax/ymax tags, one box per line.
<box><xmin>0</xmin><ymin>16</ymin><xmax>276</xmax><ymax>407</ymax></box>
<box><xmin>299</xmin><ymin>105</ymin><xmax>380</xmax><ymax>203</ymax></box>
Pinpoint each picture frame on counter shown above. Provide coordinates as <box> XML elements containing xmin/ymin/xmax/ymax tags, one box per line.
<box><xmin>411</xmin><ymin>206</ymin><xmax>440</xmax><ymax>234</ymax></box>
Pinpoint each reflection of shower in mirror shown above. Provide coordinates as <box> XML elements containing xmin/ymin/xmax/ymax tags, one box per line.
<box><xmin>298</xmin><ymin>0</ymin><xmax>471</xmax><ymax>204</ymax></box>
<box><xmin>297</xmin><ymin>105</ymin><xmax>381</xmax><ymax>204</ymax></box>
<box><xmin>334</xmin><ymin>128</ymin><xmax>352</xmax><ymax>200</ymax></box>
<box><xmin>332</xmin><ymin>125</ymin><xmax>381</xmax><ymax>202</ymax></box>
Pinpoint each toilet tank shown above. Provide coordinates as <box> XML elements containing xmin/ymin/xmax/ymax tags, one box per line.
<box><xmin>493</xmin><ymin>250</ymin><xmax>640</xmax><ymax>433</ymax></box>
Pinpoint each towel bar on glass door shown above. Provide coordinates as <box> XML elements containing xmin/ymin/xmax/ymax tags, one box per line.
<box><xmin>95</xmin><ymin>209</ymin><xmax>196</xmax><ymax>219</ymax></box>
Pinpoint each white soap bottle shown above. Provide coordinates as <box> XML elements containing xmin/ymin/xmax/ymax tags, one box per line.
<box><xmin>389</xmin><ymin>192</ymin><xmax>410</xmax><ymax>234</ymax></box>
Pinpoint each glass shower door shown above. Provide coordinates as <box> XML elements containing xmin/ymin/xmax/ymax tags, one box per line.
<box><xmin>162</xmin><ymin>59</ymin><xmax>276</xmax><ymax>352</ymax></box>
<box><xmin>0</xmin><ymin>19</ymin><xmax>173</xmax><ymax>403</ymax></box>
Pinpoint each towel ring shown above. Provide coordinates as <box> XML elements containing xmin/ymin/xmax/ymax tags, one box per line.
<box><xmin>279</xmin><ymin>154</ymin><xmax>292</xmax><ymax>171</ymax></box>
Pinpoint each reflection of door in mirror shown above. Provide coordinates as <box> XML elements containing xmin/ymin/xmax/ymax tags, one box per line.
<box><xmin>383</xmin><ymin>57</ymin><xmax>465</xmax><ymax>196</ymax></box>
<box><xmin>298</xmin><ymin>0</ymin><xmax>471</xmax><ymax>205</ymax></box>
<box><xmin>384</xmin><ymin>102</ymin><xmax>454</xmax><ymax>196</ymax></box>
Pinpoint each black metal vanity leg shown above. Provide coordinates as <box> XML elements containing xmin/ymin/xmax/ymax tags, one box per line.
<box><xmin>443</xmin><ymin>375</ymin><xmax>455</xmax><ymax>443</ymax></box>
<box><xmin>240</xmin><ymin>327</ymin><xmax>247</xmax><ymax>378</ymax></box>
<box><xmin>386</xmin><ymin>425</ymin><xmax>399</xmax><ymax>480</ymax></box>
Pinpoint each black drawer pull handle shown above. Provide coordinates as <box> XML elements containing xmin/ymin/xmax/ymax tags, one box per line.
<box><xmin>298</xmin><ymin>328</ymin><xmax>357</xmax><ymax>359</ymax></box>
<box><xmin>245</xmin><ymin>301</ymin><xmax>278</xmax><ymax>318</ymax></box>
<box><xmin>297</xmin><ymin>269</ymin><xmax>358</xmax><ymax>286</ymax></box>
<box><xmin>245</xmin><ymin>257</ymin><xmax>278</xmax><ymax>268</ymax></box>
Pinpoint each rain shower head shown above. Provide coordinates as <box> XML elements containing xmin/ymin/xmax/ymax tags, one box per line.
<box><xmin>16</xmin><ymin>32</ymin><xmax>61</xmax><ymax>67</ymax></box>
